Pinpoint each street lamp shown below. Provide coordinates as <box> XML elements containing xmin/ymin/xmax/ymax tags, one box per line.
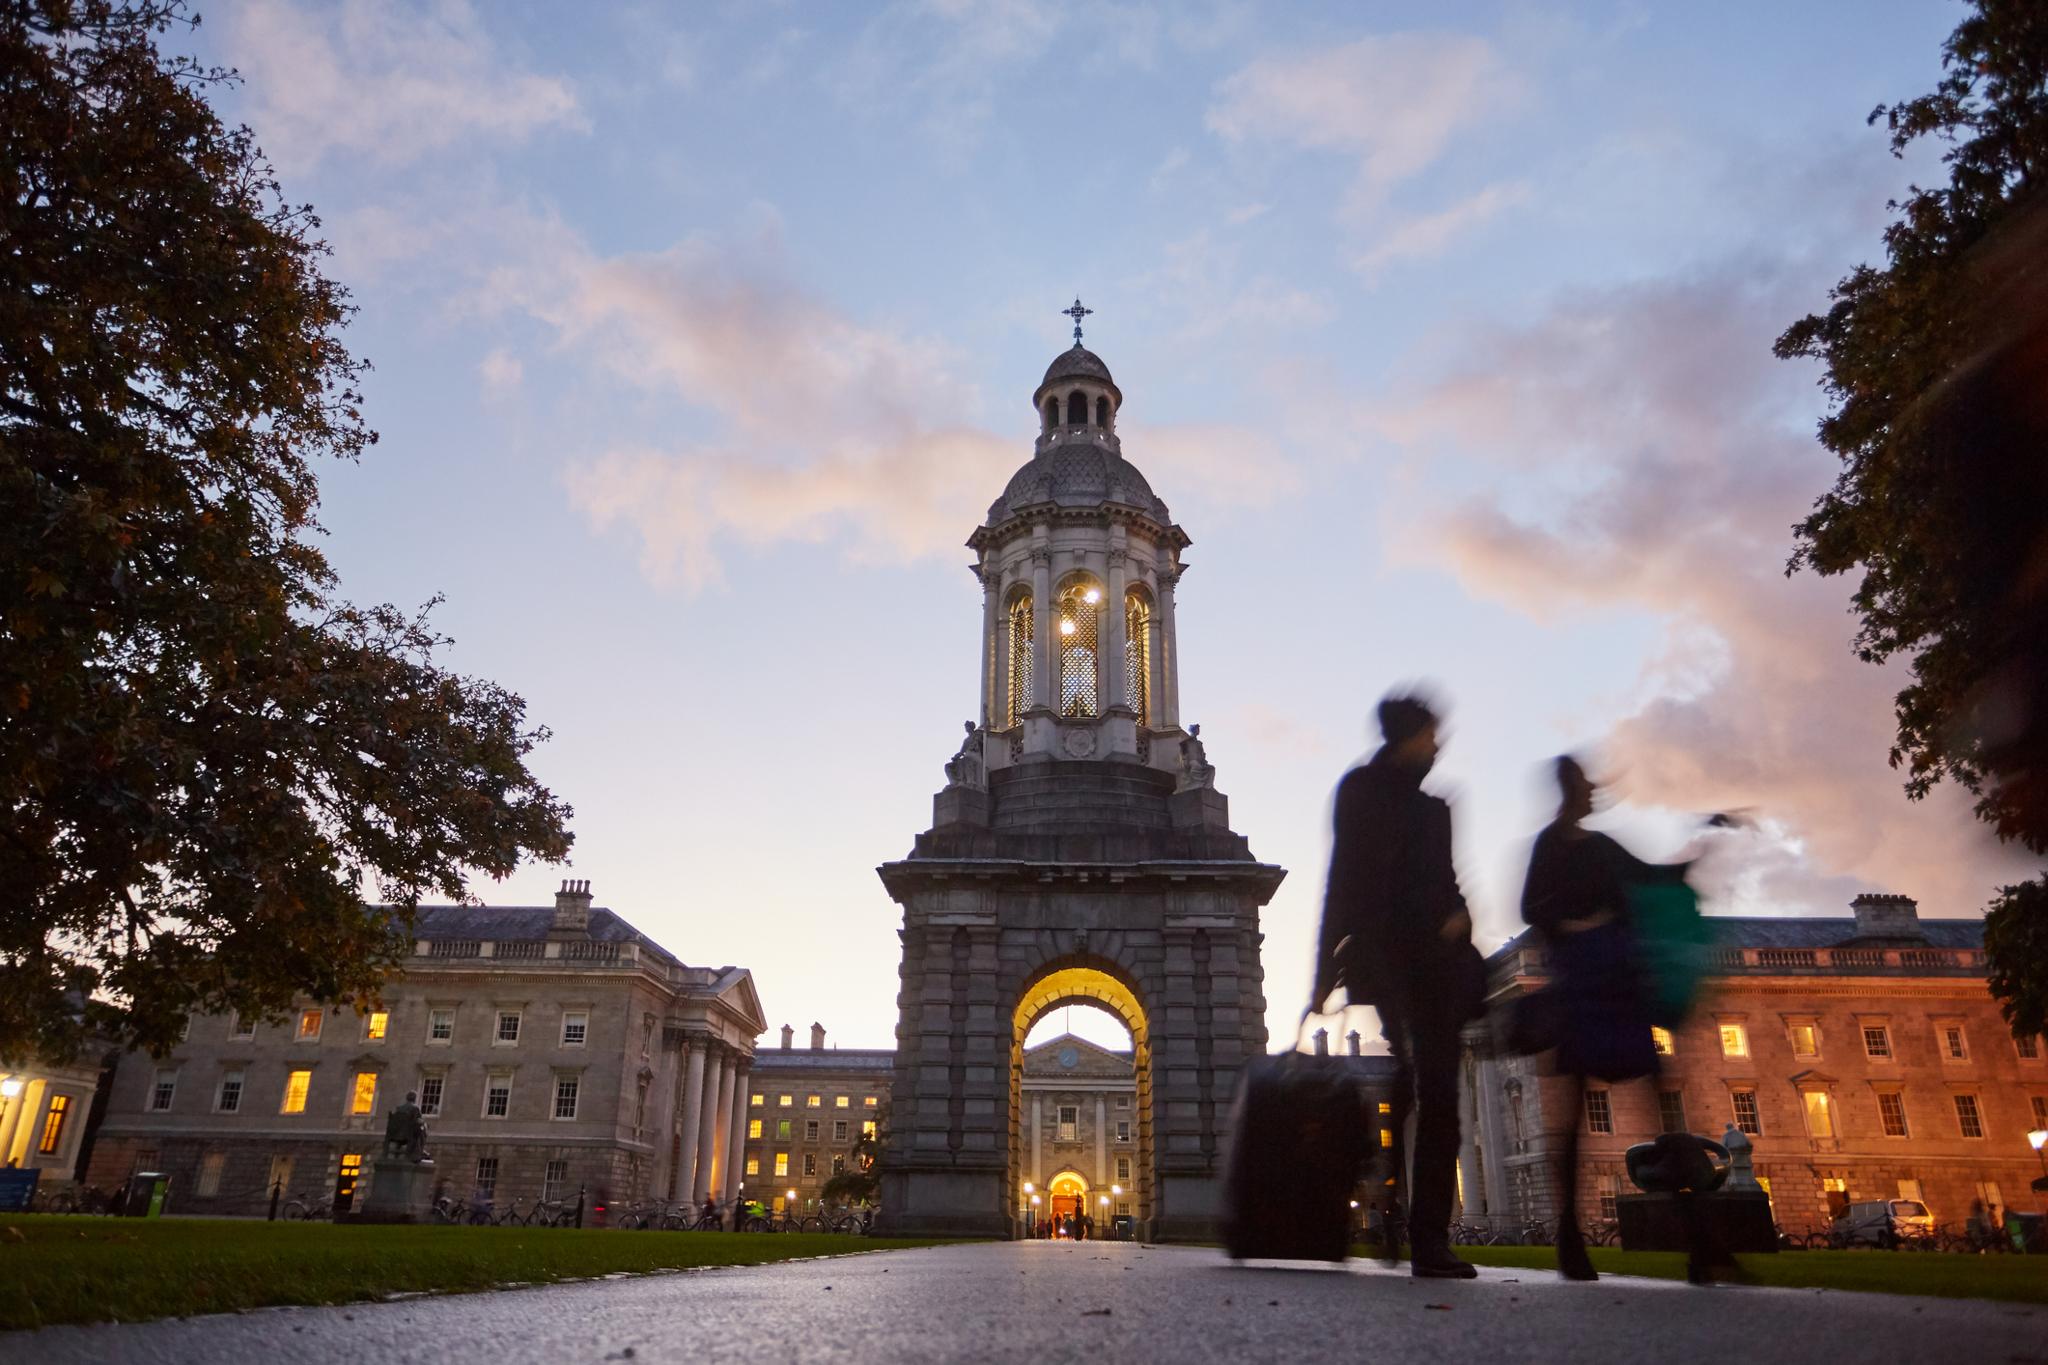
<box><xmin>2029</xmin><ymin>1130</ymin><xmax>2048</xmax><ymax>1201</ymax></box>
<box><xmin>0</xmin><ymin>1077</ymin><xmax>20</xmax><ymax>1100</ymax></box>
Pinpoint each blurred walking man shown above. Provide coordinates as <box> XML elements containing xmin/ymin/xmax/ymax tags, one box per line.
<box><xmin>1314</xmin><ymin>692</ymin><xmax>1481</xmax><ymax>1279</ymax></box>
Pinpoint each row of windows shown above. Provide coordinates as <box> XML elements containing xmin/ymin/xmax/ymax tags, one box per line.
<box><xmin>1039</xmin><ymin>1104</ymin><xmax>1134</xmax><ymax>1143</ymax></box>
<box><xmin>154</xmin><ymin>1065</ymin><xmax>587</xmax><ymax>1122</ymax></box>
<box><xmin>749</xmin><ymin>1116</ymin><xmax>878</xmax><ymax>1144</ymax></box>
<box><xmin>747</xmin><ymin>1151</ymin><xmax>849</xmax><ymax>1180</ymax></box>
<box><xmin>1001</xmin><ymin>582</ymin><xmax>1154</xmax><ymax>726</ymax></box>
<box><xmin>1574</xmin><ymin>1084</ymin><xmax>2041</xmax><ymax>1143</ymax></box>
<box><xmin>230</xmin><ymin>1005</ymin><xmax>593</xmax><ymax>1050</ymax></box>
<box><xmin>749</xmin><ymin>1092</ymin><xmax>881</xmax><ymax>1110</ymax></box>
<box><xmin>1699</xmin><ymin>1018</ymin><xmax>2038</xmax><ymax>1064</ymax></box>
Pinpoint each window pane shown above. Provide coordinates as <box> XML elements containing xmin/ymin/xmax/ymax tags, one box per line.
<box><xmin>429</xmin><ymin>1009</ymin><xmax>453</xmax><ymax>1041</ymax></box>
<box><xmin>281</xmin><ymin>1070</ymin><xmax>311</xmax><ymax>1114</ymax></box>
<box><xmin>486</xmin><ymin>1076</ymin><xmax>511</xmax><ymax>1117</ymax></box>
<box><xmin>749</xmin><ymin>1119</ymin><xmax>763</xmax><ymax>1139</ymax></box>
<box><xmin>1650</xmin><ymin>1027</ymin><xmax>1674</xmax><ymax>1056</ymax></box>
<box><xmin>1955</xmin><ymin>1094</ymin><xmax>1984</xmax><ymax>1138</ymax></box>
<box><xmin>1802</xmin><ymin>1091</ymin><xmax>1833</xmax><ymax>1138</ymax></box>
<box><xmin>350</xmin><ymin>1072</ymin><xmax>377</xmax><ymax>1116</ymax></box>
<box><xmin>217</xmin><ymin>1074</ymin><xmax>244</xmax><ymax>1113</ymax></box>
<box><xmin>1657</xmin><ymin>1090</ymin><xmax>1686</xmax><ymax>1134</ymax></box>
<box><xmin>554</xmin><ymin>1076</ymin><xmax>579</xmax><ymax>1120</ymax></box>
<box><xmin>1863</xmin><ymin>1026</ymin><xmax>1891</xmax><ymax>1058</ymax></box>
<box><xmin>1718</xmin><ymin>1024</ymin><xmax>1747</xmax><ymax>1058</ymax></box>
<box><xmin>365</xmin><ymin>1011</ymin><xmax>388</xmax><ymax>1041</ymax></box>
<box><xmin>1584</xmin><ymin>1090</ymin><xmax>1613</xmax><ymax>1135</ymax></box>
<box><xmin>298</xmin><ymin>1009</ymin><xmax>322</xmax><ymax>1040</ymax></box>
<box><xmin>1790</xmin><ymin>1024</ymin><xmax>1817</xmax><ymax>1057</ymax></box>
<box><xmin>419</xmin><ymin>1076</ymin><xmax>443</xmax><ymax>1116</ymax></box>
<box><xmin>1878</xmin><ymin>1092</ymin><xmax>1909</xmax><ymax>1137</ymax></box>
<box><xmin>37</xmin><ymin>1096</ymin><xmax>71</xmax><ymax>1153</ymax></box>
<box><xmin>497</xmin><ymin>1013</ymin><xmax>521</xmax><ymax>1043</ymax></box>
<box><xmin>562</xmin><ymin>1013</ymin><xmax>587</xmax><ymax>1046</ymax></box>
<box><xmin>1731</xmin><ymin>1090</ymin><xmax>1761</xmax><ymax>1135</ymax></box>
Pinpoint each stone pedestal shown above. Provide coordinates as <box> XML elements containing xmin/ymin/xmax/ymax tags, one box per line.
<box><xmin>349</xmin><ymin>1158</ymin><xmax>435</xmax><ymax>1224</ymax></box>
<box><xmin>1617</xmin><ymin>1190</ymin><xmax>1776</xmax><ymax>1254</ymax></box>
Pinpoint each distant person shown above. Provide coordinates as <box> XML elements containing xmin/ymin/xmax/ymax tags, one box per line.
<box><xmin>1314</xmin><ymin>690</ymin><xmax>1483</xmax><ymax>1279</ymax></box>
<box><xmin>1521</xmin><ymin>755</ymin><xmax>1692</xmax><ymax>1281</ymax></box>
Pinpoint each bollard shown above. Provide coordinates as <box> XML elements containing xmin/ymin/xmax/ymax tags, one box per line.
<box><xmin>268</xmin><ymin>1178</ymin><xmax>282</xmax><ymax>1222</ymax></box>
<box><xmin>575</xmin><ymin>1185</ymin><xmax>585</xmax><ymax>1229</ymax></box>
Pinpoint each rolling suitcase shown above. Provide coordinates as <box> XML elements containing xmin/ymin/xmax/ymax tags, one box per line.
<box><xmin>1221</xmin><ymin>1047</ymin><xmax>1378</xmax><ymax>1261</ymax></box>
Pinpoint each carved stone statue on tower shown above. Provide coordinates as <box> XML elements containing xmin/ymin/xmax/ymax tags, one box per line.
<box><xmin>1176</xmin><ymin>723</ymin><xmax>1214</xmax><ymax>792</ymax></box>
<box><xmin>943</xmin><ymin>721</ymin><xmax>985</xmax><ymax>790</ymax></box>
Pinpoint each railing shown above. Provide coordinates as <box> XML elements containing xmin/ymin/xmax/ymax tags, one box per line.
<box><xmin>494</xmin><ymin>940</ymin><xmax>547</xmax><ymax>960</ymax></box>
<box><xmin>1755</xmin><ymin>949</ymin><xmax>1817</xmax><ymax>968</ymax></box>
<box><xmin>1830</xmin><ymin>948</ymin><xmax>1886</xmax><ymax>967</ymax></box>
<box><xmin>1899</xmin><ymin>949</ymin><xmax>1955</xmax><ymax>967</ymax></box>
<box><xmin>426</xmin><ymin>940</ymin><xmax>481</xmax><ymax>958</ymax></box>
<box><xmin>1706</xmin><ymin>948</ymin><xmax>1748</xmax><ymax>968</ymax></box>
<box><xmin>563</xmin><ymin>941</ymin><xmax>621</xmax><ymax>962</ymax></box>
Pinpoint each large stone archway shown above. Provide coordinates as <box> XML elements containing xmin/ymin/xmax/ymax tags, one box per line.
<box><xmin>1012</xmin><ymin>963</ymin><xmax>1153</xmax><ymax>1229</ymax></box>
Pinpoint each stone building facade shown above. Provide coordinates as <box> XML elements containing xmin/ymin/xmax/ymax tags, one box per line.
<box><xmin>0</xmin><ymin>1043</ymin><xmax>110</xmax><ymax>1193</ymax></box>
<box><xmin>1464</xmin><ymin>895</ymin><xmax>2043</xmax><ymax>1235</ymax></box>
<box><xmin>87</xmin><ymin>883</ymin><xmax>765</xmax><ymax>1216</ymax></box>
<box><xmin>1016</xmin><ymin>1034</ymin><xmax>1139</xmax><ymax>1228</ymax></box>
<box><xmin>879</xmin><ymin>331</ymin><xmax>1284</xmax><ymax>1241</ymax></box>
<box><xmin>740</xmin><ymin>1023</ymin><xmax>892</xmax><ymax>1214</ymax></box>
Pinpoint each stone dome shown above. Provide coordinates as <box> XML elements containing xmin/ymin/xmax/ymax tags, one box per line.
<box><xmin>1034</xmin><ymin>345</ymin><xmax>1121</xmax><ymax>405</ymax></box>
<box><xmin>986</xmin><ymin>441</ymin><xmax>1170</xmax><ymax>525</ymax></box>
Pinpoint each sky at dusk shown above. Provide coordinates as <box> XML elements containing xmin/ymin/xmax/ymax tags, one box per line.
<box><xmin>184</xmin><ymin>0</ymin><xmax>2032</xmax><ymax>1051</ymax></box>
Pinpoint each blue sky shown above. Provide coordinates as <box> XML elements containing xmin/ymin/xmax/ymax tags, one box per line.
<box><xmin>188</xmin><ymin>0</ymin><xmax>2028</xmax><ymax>1050</ymax></box>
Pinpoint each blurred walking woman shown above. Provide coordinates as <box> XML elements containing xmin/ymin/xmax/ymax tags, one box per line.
<box><xmin>1520</xmin><ymin>756</ymin><xmax>1690</xmax><ymax>1281</ymax></box>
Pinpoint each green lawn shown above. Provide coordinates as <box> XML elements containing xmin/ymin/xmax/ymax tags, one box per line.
<box><xmin>0</xmin><ymin>1216</ymin><xmax>949</xmax><ymax>1331</ymax></box>
<box><xmin>1450</xmin><ymin>1244</ymin><xmax>2048</xmax><ymax>1305</ymax></box>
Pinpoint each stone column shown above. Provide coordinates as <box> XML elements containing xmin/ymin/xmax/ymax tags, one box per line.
<box><xmin>1095</xmin><ymin>1094</ymin><xmax>1108</xmax><ymax>1187</ymax></box>
<box><xmin>1030</xmin><ymin>542</ymin><xmax>1052</xmax><ymax>710</ymax></box>
<box><xmin>674</xmin><ymin>1038</ymin><xmax>707</xmax><ymax>1206</ymax></box>
<box><xmin>692</xmin><ymin>1043</ymin><xmax>723</xmax><ymax>1203</ymax></box>
<box><xmin>709</xmin><ymin>1053</ymin><xmax>738</xmax><ymax>1202</ymax></box>
<box><xmin>0</xmin><ymin>1084</ymin><xmax>25</xmax><ymax>1167</ymax></box>
<box><xmin>1031</xmin><ymin>1093</ymin><xmax>1042</xmax><ymax>1191</ymax></box>
<box><xmin>1104</xmin><ymin>548</ymin><xmax>1129</xmax><ymax>714</ymax></box>
<box><xmin>978</xmin><ymin>567</ymin><xmax>998</xmax><ymax>728</ymax></box>
<box><xmin>723</xmin><ymin>1063</ymin><xmax>750</xmax><ymax>1208</ymax></box>
<box><xmin>1156</xmin><ymin>569</ymin><xmax>1181</xmax><ymax>727</ymax></box>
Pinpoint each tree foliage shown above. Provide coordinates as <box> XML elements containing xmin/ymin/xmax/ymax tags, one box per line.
<box><xmin>1985</xmin><ymin>881</ymin><xmax>2048</xmax><ymax>1041</ymax></box>
<box><xmin>820</xmin><ymin>1105</ymin><xmax>885</xmax><ymax>1206</ymax></box>
<box><xmin>1</xmin><ymin>1</ymin><xmax>572</xmax><ymax>1062</ymax></box>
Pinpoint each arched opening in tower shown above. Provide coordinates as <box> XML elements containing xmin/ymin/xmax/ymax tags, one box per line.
<box><xmin>1065</xmin><ymin>389</ymin><xmax>1088</xmax><ymax>425</ymax></box>
<box><xmin>1010</xmin><ymin>963</ymin><xmax>1152</xmax><ymax>1240</ymax></box>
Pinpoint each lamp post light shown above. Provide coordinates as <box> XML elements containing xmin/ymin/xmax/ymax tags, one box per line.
<box><xmin>2029</xmin><ymin>1130</ymin><xmax>2048</xmax><ymax>1207</ymax></box>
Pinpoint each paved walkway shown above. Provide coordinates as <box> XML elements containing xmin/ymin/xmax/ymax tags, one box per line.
<box><xmin>13</xmin><ymin>1240</ymin><xmax>2044</xmax><ymax>1365</ymax></box>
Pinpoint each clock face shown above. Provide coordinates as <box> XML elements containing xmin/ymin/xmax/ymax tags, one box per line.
<box><xmin>1058</xmin><ymin>1047</ymin><xmax>1079</xmax><ymax>1069</ymax></box>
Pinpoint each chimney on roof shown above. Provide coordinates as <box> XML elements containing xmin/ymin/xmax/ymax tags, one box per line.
<box><xmin>811</xmin><ymin>1022</ymin><xmax>826</xmax><ymax>1050</ymax></box>
<box><xmin>1313</xmin><ymin>1027</ymin><xmax>1329</xmax><ymax>1056</ymax></box>
<box><xmin>1346</xmin><ymin>1030</ymin><xmax>1362</xmax><ymax>1056</ymax></box>
<box><xmin>780</xmin><ymin>1024</ymin><xmax>794</xmax><ymax>1050</ymax></box>
<box><xmin>551</xmin><ymin>879</ymin><xmax>592</xmax><ymax>936</ymax></box>
<box><xmin>1851</xmin><ymin>893</ymin><xmax>1924</xmax><ymax>941</ymax></box>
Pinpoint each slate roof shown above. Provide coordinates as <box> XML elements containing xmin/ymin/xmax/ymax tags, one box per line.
<box><xmin>1036</xmin><ymin>344</ymin><xmax>1119</xmax><ymax>400</ymax></box>
<box><xmin>986</xmin><ymin>442</ymin><xmax>1171</xmax><ymax>525</ymax></box>
<box><xmin>410</xmin><ymin>904</ymin><xmax>685</xmax><ymax>969</ymax></box>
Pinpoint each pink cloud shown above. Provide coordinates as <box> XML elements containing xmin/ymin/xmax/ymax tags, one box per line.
<box><xmin>1382</xmin><ymin>267</ymin><xmax>2033</xmax><ymax>917</ymax></box>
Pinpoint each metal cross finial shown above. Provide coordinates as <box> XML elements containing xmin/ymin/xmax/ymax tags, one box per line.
<box><xmin>1062</xmin><ymin>298</ymin><xmax>1093</xmax><ymax>345</ymax></box>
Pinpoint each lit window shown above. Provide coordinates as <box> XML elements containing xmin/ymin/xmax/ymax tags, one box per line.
<box><xmin>1731</xmin><ymin>1089</ymin><xmax>1761</xmax><ymax>1136</ymax></box>
<box><xmin>474</xmin><ymin>1157</ymin><xmax>498</xmax><ymax>1200</ymax></box>
<box><xmin>349</xmin><ymin>1072</ymin><xmax>378</xmax><ymax>1116</ymax></box>
<box><xmin>1055</xmin><ymin>579</ymin><xmax>1102</xmax><ymax>718</ymax></box>
<box><xmin>37</xmin><ymin>1095</ymin><xmax>72</xmax><ymax>1153</ymax></box>
<box><xmin>364</xmin><ymin>1011</ymin><xmax>388</xmax><ymax>1042</ymax></box>
<box><xmin>485</xmin><ymin>1073</ymin><xmax>511</xmax><ymax>1118</ymax></box>
<box><xmin>554</xmin><ymin>1075</ymin><xmax>579</xmax><ymax>1120</ymax></box>
<box><xmin>1789</xmin><ymin>1023</ymin><xmax>1818</xmax><ymax>1058</ymax></box>
<box><xmin>229</xmin><ymin>1013</ymin><xmax>256</xmax><ymax>1041</ymax></box>
<box><xmin>1862</xmin><ymin>1025</ymin><xmax>1891</xmax><ymax>1059</ymax></box>
<box><xmin>543</xmin><ymin>1160</ymin><xmax>569</xmax><ymax>1201</ymax></box>
<box><xmin>1005</xmin><ymin>590</ymin><xmax>1034</xmax><ymax>728</ymax></box>
<box><xmin>418</xmin><ymin>1075</ymin><xmax>444</xmax><ymax>1117</ymax></box>
<box><xmin>1954</xmin><ymin>1093</ymin><xmax>1984</xmax><ymax>1139</ymax></box>
<box><xmin>561</xmin><ymin>1012</ymin><xmax>588</xmax><ymax>1048</ymax></box>
<box><xmin>807</xmin><ymin>1094</ymin><xmax>822</xmax><ymax>1108</ymax></box>
<box><xmin>1802</xmin><ymin>1091</ymin><xmax>1834</xmax><ymax>1139</ymax></box>
<box><xmin>1657</xmin><ymin>1090</ymin><xmax>1686</xmax><ymax>1134</ymax></box>
<box><xmin>862</xmin><ymin>1120</ymin><xmax>876</xmax><ymax>1138</ymax></box>
<box><xmin>775</xmin><ymin>1153</ymin><xmax>789</xmax><ymax>1177</ymax></box>
<box><xmin>749</xmin><ymin>1119</ymin><xmax>763</xmax><ymax>1139</ymax></box>
<box><xmin>196</xmin><ymin>1151</ymin><xmax>225</xmax><ymax>1198</ymax></box>
<box><xmin>1124</xmin><ymin>589</ymin><xmax>1153</xmax><ymax>723</ymax></box>
<box><xmin>777</xmin><ymin>1118</ymin><xmax>792</xmax><ymax>1139</ymax></box>
<box><xmin>745</xmin><ymin>1158</ymin><xmax>759</xmax><ymax>1176</ymax></box>
<box><xmin>297</xmin><ymin>1009</ymin><xmax>323</xmax><ymax>1041</ymax></box>
<box><xmin>779</xmin><ymin>1095</ymin><xmax>794</xmax><ymax>1108</ymax></box>
<box><xmin>496</xmin><ymin>1012</ymin><xmax>521</xmax><ymax>1044</ymax></box>
<box><xmin>216</xmin><ymin>1071</ymin><xmax>244</xmax><ymax>1114</ymax></box>
<box><xmin>1650</xmin><ymin>1027</ymin><xmax>1674</xmax><ymax>1056</ymax></box>
<box><xmin>281</xmin><ymin>1070</ymin><xmax>311</xmax><ymax>1114</ymax></box>
<box><xmin>428</xmin><ymin>1008</ymin><xmax>454</xmax><ymax>1042</ymax></box>
<box><xmin>2019</xmin><ymin>1035</ymin><xmax>2041</xmax><ymax>1060</ymax></box>
<box><xmin>149</xmin><ymin>1070</ymin><xmax>177</xmax><ymax>1112</ymax></box>
<box><xmin>1718</xmin><ymin>1023</ymin><xmax>1748</xmax><ymax>1058</ymax></box>
<box><xmin>864</xmin><ymin>1096</ymin><xmax>878</xmax><ymax>1108</ymax></box>
<box><xmin>751</xmin><ymin>1093</ymin><xmax>765</xmax><ymax>1107</ymax></box>
<box><xmin>835</xmin><ymin>1096</ymin><xmax>850</xmax><ymax>1109</ymax></box>
<box><xmin>1584</xmin><ymin>1089</ymin><xmax>1614</xmax><ymax>1135</ymax></box>
<box><xmin>1943</xmin><ymin>1025</ymin><xmax>1969</xmax><ymax>1061</ymax></box>
<box><xmin>1878</xmin><ymin>1092</ymin><xmax>1908</xmax><ymax>1137</ymax></box>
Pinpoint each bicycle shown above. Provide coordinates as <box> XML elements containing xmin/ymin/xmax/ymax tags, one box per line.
<box><xmin>283</xmin><ymin>1192</ymin><xmax>335</xmax><ymax>1221</ymax></box>
<box><xmin>1583</xmin><ymin>1219</ymin><xmax>1621</xmax><ymax>1248</ymax></box>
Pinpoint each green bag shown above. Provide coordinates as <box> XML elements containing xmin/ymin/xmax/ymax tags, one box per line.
<box><xmin>1628</xmin><ymin>880</ymin><xmax>1710</xmax><ymax>1026</ymax></box>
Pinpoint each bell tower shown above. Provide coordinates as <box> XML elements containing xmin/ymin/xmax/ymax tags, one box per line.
<box><xmin>878</xmin><ymin>314</ymin><xmax>1284</xmax><ymax>1241</ymax></box>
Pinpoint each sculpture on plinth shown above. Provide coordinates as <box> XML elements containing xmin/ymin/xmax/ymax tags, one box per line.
<box><xmin>943</xmin><ymin>721</ymin><xmax>985</xmax><ymax>790</ymax></box>
<box><xmin>1176</xmin><ymin>723</ymin><xmax>1214</xmax><ymax>792</ymax></box>
<box><xmin>1721</xmin><ymin>1122</ymin><xmax>1759</xmax><ymax>1191</ymax></box>
<box><xmin>383</xmin><ymin>1090</ymin><xmax>429</xmax><ymax>1163</ymax></box>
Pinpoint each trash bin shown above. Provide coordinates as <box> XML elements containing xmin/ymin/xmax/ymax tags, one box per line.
<box><xmin>2005</xmin><ymin>1211</ymin><xmax>2044</xmax><ymax>1254</ymax></box>
<box><xmin>123</xmin><ymin>1172</ymin><xmax>170</xmax><ymax>1218</ymax></box>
